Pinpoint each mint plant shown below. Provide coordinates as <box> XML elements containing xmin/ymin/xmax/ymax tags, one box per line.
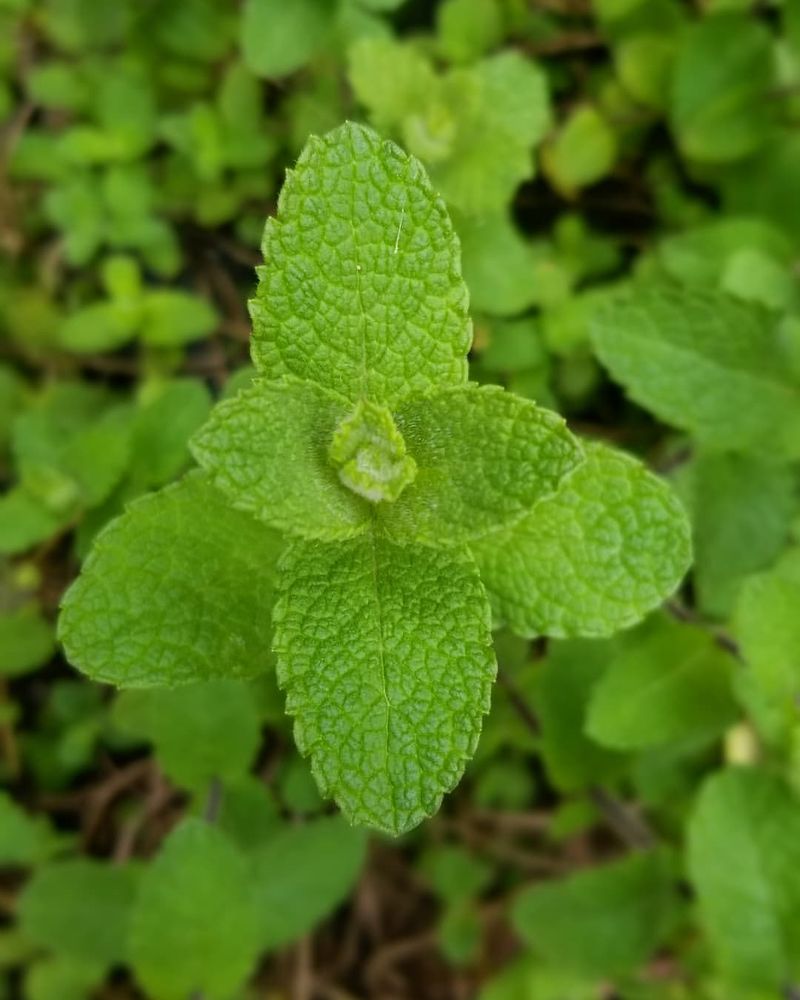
<box><xmin>59</xmin><ymin>123</ymin><xmax>690</xmax><ymax>836</ymax></box>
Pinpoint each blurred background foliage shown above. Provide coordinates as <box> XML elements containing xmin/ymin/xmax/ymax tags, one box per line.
<box><xmin>2</xmin><ymin>0</ymin><xmax>800</xmax><ymax>998</ymax></box>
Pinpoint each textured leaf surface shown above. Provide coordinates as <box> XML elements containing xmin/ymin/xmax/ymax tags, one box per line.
<box><xmin>512</xmin><ymin>849</ymin><xmax>678</xmax><ymax>976</ymax></box>
<box><xmin>252</xmin><ymin>816</ymin><xmax>367</xmax><ymax>947</ymax></box>
<box><xmin>191</xmin><ymin>378</ymin><xmax>369</xmax><ymax>540</ymax></box>
<box><xmin>591</xmin><ymin>287</ymin><xmax>800</xmax><ymax>456</ymax></box>
<box><xmin>383</xmin><ymin>384</ymin><xmax>583</xmax><ymax>545</ymax></box>
<box><xmin>129</xmin><ymin>819</ymin><xmax>261</xmax><ymax>1000</ymax></box>
<box><xmin>473</xmin><ymin>442</ymin><xmax>691</xmax><ymax>638</ymax></box>
<box><xmin>19</xmin><ymin>860</ymin><xmax>139</xmax><ymax>967</ymax></box>
<box><xmin>274</xmin><ymin>533</ymin><xmax>495</xmax><ymax>834</ymax></box>
<box><xmin>113</xmin><ymin>681</ymin><xmax>261</xmax><ymax>790</ymax></box>
<box><xmin>733</xmin><ymin>548</ymin><xmax>800</xmax><ymax>700</ymax></box>
<box><xmin>427</xmin><ymin>53</ymin><xmax>551</xmax><ymax>215</ymax></box>
<box><xmin>329</xmin><ymin>397</ymin><xmax>418</xmax><ymax>504</ymax></box>
<box><xmin>586</xmin><ymin>615</ymin><xmax>738</xmax><ymax>750</ymax></box>
<box><xmin>250</xmin><ymin>122</ymin><xmax>470</xmax><ymax>402</ymax></box>
<box><xmin>59</xmin><ymin>473</ymin><xmax>282</xmax><ymax>687</ymax></box>
<box><xmin>688</xmin><ymin>768</ymin><xmax>800</xmax><ymax>990</ymax></box>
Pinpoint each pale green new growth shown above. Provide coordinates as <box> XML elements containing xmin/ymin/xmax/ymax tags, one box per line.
<box><xmin>249</xmin><ymin>123</ymin><xmax>471</xmax><ymax>401</ymax></box>
<box><xmin>273</xmin><ymin>534</ymin><xmax>495</xmax><ymax>835</ymax></box>
<box><xmin>473</xmin><ymin>443</ymin><xmax>691</xmax><ymax>638</ymax></box>
<box><xmin>59</xmin><ymin>122</ymin><xmax>691</xmax><ymax>835</ymax></box>
<box><xmin>329</xmin><ymin>398</ymin><xmax>417</xmax><ymax>503</ymax></box>
<box><xmin>191</xmin><ymin>378</ymin><xmax>367</xmax><ymax>540</ymax></box>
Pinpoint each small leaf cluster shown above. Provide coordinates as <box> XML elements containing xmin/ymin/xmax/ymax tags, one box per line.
<box><xmin>60</xmin><ymin>123</ymin><xmax>691</xmax><ymax>838</ymax></box>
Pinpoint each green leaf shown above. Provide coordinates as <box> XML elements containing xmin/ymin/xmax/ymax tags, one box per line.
<box><xmin>676</xmin><ymin>451</ymin><xmax>796</xmax><ymax>618</ymax></box>
<box><xmin>0</xmin><ymin>487</ymin><xmax>65</xmax><ymax>555</ymax></box>
<box><xmin>128</xmin><ymin>378</ymin><xmax>212</xmax><ymax>489</ymax></box>
<box><xmin>457</xmin><ymin>212</ymin><xmax>544</xmax><ymax>317</ymax></box>
<box><xmin>241</xmin><ymin>0</ymin><xmax>336</xmax><ymax>78</ymax></box>
<box><xmin>656</xmin><ymin>217</ymin><xmax>793</xmax><ymax>292</ymax></box>
<box><xmin>419</xmin><ymin>844</ymin><xmax>492</xmax><ymax>904</ymax></box>
<box><xmin>436</xmin><ymin>0</ymin><xmax>503</xmax><ymax>64</ymax></box>
<box><xmin>13</xmin><ymin>383</ymin><xmax>133</xmax><ymax>511</ymax></box>
<box><xmin>19</xmin><ymin>859</ymin><xmax>139</xmax><ymax>967</ymax></box>
<box><xmin>733</xmin><ymin>548</ymin><xmax>800</xmax><ymax>701</ymax></box>
<box><xmin>58</xmin><ymin>301</ymin><xmax>139</xmax><ymax>353</ymax></box>
<box><xmin>59</xmin><ymin>473</ymin><xmax>283</xmax><ymax>687</ymax></box>
<box><xmin>615</xmin><ymin>34</ymin><xmax>675</xmax><ymax>110</ymax></box>
<box><xmin>426</xmin><ymin>53</ymin><xmax>551</xmax><ymax>215</ymax></box>
<box><xmin>348</xmin><ymin>36</ymin><xmax>436</xmax><ymax>132</ymax></box>
<box><xmin>512</xmin><ymin>849</ymin><xmax>679</xmax><ymax>977</ymax></box>
<box><xmin>0</xmin><ymin>605</ymin><xmax>55</xmax><ymax>677</ymax></box>
<box><xmin>473</xmin><ymin>442</ymin><xmax>691</xmax><ymax>638</ymax></box>
<box><xmin>215</xmin><ymin>775</ymin><xmax>280</xmax><ymax>850</ymax></box>
<box><xmin>191</xmin><ymin>378</ymin><xmax>369</xmax><ymax>540</ymax></box>
<box><xmin>139</xmin><ymin>289</ymin><xmax>217</xmax><ymax>347</ymax></box>
<box><xmin>670</xmin><ymin>13</ymin><xmax>776</xmax><ymax>163</ymax></box>
<box><xmin>382</xmin><ymin>384</ymin><xmax>583</xmax><ymax>545</ymax></box>
<box><xmin>531</xmin><ymin>637</ymin><xmax>626</xmax><ymax>791</ymax></box>
<box><xmin>541</xmin><ymin>105</ymin><xmax>617</xmax><ymax>197</ymax></box>
<box><xmin>688</xmin><ymin>768</ymin><xmax>800</xmax><ymax>990</ymax></box>
<box><xmin>252</xmin><ymin>815</ymin><xmax>367</xmax><ymax>947</ymax></box>
<box><xmin>273</xmin><ymin>533</ymin><xmax>495</xmax><ymax>834</ymax></box>
<box><xmin>586</xmin><ymin>614</ymin><xmax>739</xmax><ymax>750</ymax></box>
<box><xmin>329</xmin><ymin>397</ymin><xmax>418</xmax><ymax>503</ymax></box>
<box><xmin>479</xmin><ymin>956</ymin><xmax>596</xmax><ymax>1000</ymax></box>
<box><xmin>129</xmin><ymin>819</ymin><xmax>261</xmax><ymax>1000</ymax></box>
<box><xmin>721</xmin><ymin>247</ymin><xmax>796</xmax><ymax>312</ymax></box>
<box><xmin>113</xmin><ymin>681</ymin><xmax>261</xmax><ymax>790</ymax></box>
<box><xmin>721</xmin><ymin>135</ymin><xmax>800</xmax><ymax>246</ymax></box>
<box><xmin>250</xmin><ymin>122</ymin><xmax>470</xmax><ymax>402</ymax></box>
<box><xmin>0</xmin><ymin>791</ymin><xmax>64</xmax><ymax>866</ymax></box>
<box><xmin>591</xmin><ymin>286</ymin><xmax>800</xmax><ymax>457</ymax></box>
<box><xmin>25</xmin><ymin>957</ymin><xmax>102</xmax><ymax>1000</ymax></box>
